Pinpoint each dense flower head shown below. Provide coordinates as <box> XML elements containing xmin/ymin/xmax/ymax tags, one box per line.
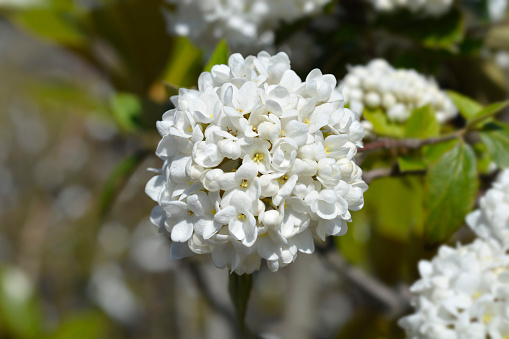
<box><xmin>146</xmin><ymin>51</ymin><xmax>367</xmax><ymax>274</ymax></box>
<box><xmin>467</xmin><ymin>169</ymin><xmax>509</xmax><ymax>249</ymax></box>
<box><xmin>398</xmin><ymin>238</ymin><xmax>509</xmax><ymax>339</ymax></box>
<box><xmin>400</xmin><ymin>170</ymin><xmax>509</xmax><ymax>338</ymax></box>
<box><xmin>341</xmin><ymin>59</ymin><xmax>457</xmax><ymax>131</ymax></box>
<box><xmin>369</xmin><ymin>0</ymin><xmax>454</xmax><ymax>16</ymax></box>
<box><xmin>165</xmin><ymin>0</ymin><xmax>330</xmax><ymax>52</ymax></box>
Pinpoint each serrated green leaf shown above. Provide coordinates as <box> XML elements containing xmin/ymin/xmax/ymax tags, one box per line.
<box><xmin>397</xmin><ymin>155</ymin><xmax>428</xmax><ymax>172</ymax></box>
<box><xmin>480</xmin><ymin>122</ymin><xmax>509</xmax><ymax>168</ymax></box>
<box><xmin>363</xmin><ymin>107</ymin><xmax>405</xmax><ymax>138</ymax></box>
<box><xmin>423</xmin><ymin>139</ymin><xmax>459</xmax><ymax>163</ymax></box>
<box><xmin>228</xmin><ymin>274</ymin><xmax>252</xmax><ymax>330</ymax></box>
<box><xmin>467</xmin><ymin>100</ymin><xmax>509</xmax><ymax>128</ymax></box>
<box><xmin>111</xmin><ymin>93</ymin><xmax>142</xmax><ymax>131</ymax></box>
<box><xmin>405</xmin><ymin>105</ymin><xmax>440</xmax><ymax>139</ymax></box>
<box><xmin>424</xmin><ymin>142</ymin><xmax>478</xmax><ymax>245</ymax></box>
<box><xmin>203</xmin><ymin>39</ymin><xmax>229</xmax><ymax>72</ymax></box>
<box><xmin>100</xmin><ymin>151</ymin><xmax>150</xmax><ymax>218</ymax></box>
<box><xmin>446</xmin><ymin>90</ymin><xmax>483</xmax><ymax>120</ymax></box>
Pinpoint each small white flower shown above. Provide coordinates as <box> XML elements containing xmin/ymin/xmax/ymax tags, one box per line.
<box><xmin>146</xmin><ymin>51</ymin><xmax>367</xmax><ymax>274</ymax></box>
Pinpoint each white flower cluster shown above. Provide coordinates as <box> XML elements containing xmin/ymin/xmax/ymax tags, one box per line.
<box><xmin>467</xmin><ymin>170</ymin><xmax>509</xmax><ymax>248</ymax></box>
<box><xmin>369</xmin><ymin>0</ymin><xmax>453</xmax><ymax>16</ymax></box>
<box><xmin>146</xmin><ymin>51</ymin><xmax>367</xmax><ymax>274</ymax></box>
<box><xmin>341</xmin><ymin>59</ymin><xmax>457</xmax><ymax>124</ymax></box>
<box><xmin>399</xmin><ymin>170</ymin><xmax>509</xmax><ymax>339</ymax></box>
<box><xmin>165</xmin><ymin>0</ymin><xmax>330</xmax><ymax>52</ymax></box>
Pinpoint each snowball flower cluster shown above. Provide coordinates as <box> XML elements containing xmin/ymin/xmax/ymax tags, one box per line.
<box><xmin>369</xmin><ymin>0</ymin><xmax>453</xmax><ymax>16</ymax></box>
<box><xmin>341</xmin><ymin>59</ymin><xmax>457</xmax><ymax>127</ymax></box>
<box><xmin>165</xmin><ymin>0</ymin><xmax>330</xmax><ymax>52</ymax></box>
<box><xmin>399</xmin><ymin>170</ymin><xmax>509</xmax><ymax>338</ymax></box>
<box><xmin>146</xmin><ymin>51</ymin><xmax>367</xmax><ymax>274</ymax></box>
<box><xmin>398</xmin><ymin>239</ymin><xmax>509</xmax><ymax>338</ymax></box>
<box><xmin>467</xmin><ymin>170</ymin><xmax>509</xmax><ymax>249</ymax></box>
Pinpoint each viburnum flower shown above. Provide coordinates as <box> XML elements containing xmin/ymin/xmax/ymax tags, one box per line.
<box><xmin>466</xmin><ymin>169</ymin><xmax>509</xmax><ymax>249</ymax></box>
<box><xmin>400</xmin><ymin>170</ymin><xmax>509</xmax><ymax>338</ymax></box>
<box><xmin>398</xmin><ymin>238</ymin><xmax>509</xmax><ymax>339</ymax></box>
<box><xmin>369</xmin><ymin>0</ymin><xmax>454</xmax><ymax>17</ymax></box>
<box><xmin>165</xmin><ymin>0</ymin><xmax>330</xmax><ymax>52</ymax></box>
<box><xmin>146</xmin><ymin>51</ymin><xmax>367</xmax><ymax>274</ymax></box>
<box><xmin>340</xmin><ymin>59</ymin><xmax>457</xmax><ymax>134</ymax></box>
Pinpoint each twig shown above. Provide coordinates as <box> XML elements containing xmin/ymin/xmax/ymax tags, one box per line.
<box><xmin>362</xmin><ymin>166</ymin><xmax>426</xmax><ymax>184</ymax></box>
<box><xmin>358</xmin><ymin>131</ymin><xmax>463</xmax><ymax>153</ymax></box>
<box><xmin>185</xmin><ymin>262</ymin><xmax>241</xmax><ymax>334</ymax></box>
<box><xmin>320</xmin><ymin>250</ymin><xmax>409</xmax><ymax>317</ymax></box>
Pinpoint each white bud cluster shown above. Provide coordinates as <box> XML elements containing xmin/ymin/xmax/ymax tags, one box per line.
<box><xmin>341</xmin><ymin>59</ymin><xmax>457</xmax><ymax>125</ymax></box>
<box><xmin>146</xmin><ymin>51</ymin><xmax>367</xmax><ymax>274</ymax></box>
<box><xmin>369</xmin><ymin>0</ymin><xmax>453</xmax><ymax>17</ymax></box>
<box><xmin>399</xmin><ymin>170</ymin><xmax>509</xmax><ymax>338</ymax></box>
<box><xmin>165</xmin><ymin>0</ymin><xmax>330</xmax><ymax>52</ymax></box>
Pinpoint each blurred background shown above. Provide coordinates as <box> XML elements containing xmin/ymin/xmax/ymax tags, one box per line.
<box><xmin>0</xmin><ymin>0</ymin><xmax>508</xmax><ymax>338</ymax></box>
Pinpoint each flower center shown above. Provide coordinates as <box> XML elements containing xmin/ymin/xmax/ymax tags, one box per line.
<box><xmin>304</xmin><ymin>118</ymin><xmax>310</xmax><ymax>125</ymax></box>
<box><xmin>188</xmin><ymin>210</ymin><xmax>194</xmax><ymax>216</ymax></box>
<box><xmin>253</xmin><ymin>153</ymin><xmax>264</xmax><ymax>164</ymax></box>
<box><xmin>325</xmin><ymin>147</ymin><xmax>331</xmax><ymax>154</ymax></box>
<box><xmin>240</xmin><ymin>179</ymin><xmax>249</xmax><ymax>188</ymax></box>
<box><xmin>278</xmin><ymin>175</ymin><xmax>288</xmax><ymax>184</ymax></box>
<box><xmin>238</xmin><ymin>213</ymin><xmax>246</xmax><ymax>221</ymax></box>
<box><xmin>210</xmin><ymin>209</ymin><xmax>216</xmax><ymax>215</ymax></box>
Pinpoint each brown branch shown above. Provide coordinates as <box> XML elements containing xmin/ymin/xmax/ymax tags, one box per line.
<box><xmin>358</xmin><ymin>131</ymin><xmax>463</xmax><ymax>153</ymax></box>
<box><xmin>320</xmin><ymin>250</ymin><xmax>410</xmax><ymax>317</ymax></box>
<box><xmin>362</xmin><ymin>166</ymin><xmax>426</xmax><ymax>184</ymax></box>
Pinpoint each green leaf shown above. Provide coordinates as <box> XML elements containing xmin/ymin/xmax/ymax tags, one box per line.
<box><xmin>10</xmin><ymin>9</ymin><xmax>86</xmax><ymax>48</ymax></box>
<box><xmin>111</xmin><ymin>93</ymin><xmax>142</xmax><ymax>132</ymax></box>
<box><xmin>51</xmin><ymin>312</ymin><xmax>108</xmax><ymax>339</ymax></box>
<box><xmin>446</xmin><ymin>90</ymin><xmax>483</xmax><ymax>120</ymax></box>
<box><xmin>361</xmin><ymin>176</ymin><xmax>425</xmax><ymax>242</ymax></box>
<box><xmin>0</xmin><ymin>267</ymin><xmax>43</xmax><ymax>339</ymax></box>
<box><xmin>397</xmin><ymin>155</ymin><xmax>428</xmax><ymax>172</ymax></box>
<box><xmin>424</xmin><ymin>142</ymin><xmax>478</xmax><ymax>245</ymax></box>
<box><xmin>467</xmin><ymin>100</ymin><xmax>509</xmax><ymax>128</ymax></box>
<box><xmin>100</xmin><ymin>151</ymin><xmax>150</xmax><ymax>218</ymax></box>
<box><xmin>405</xmin><ymin>105</ymin><xmax>440</xmax><ymax>139</ymax></box>
<box><xmin>480</xmin><ymin>122</ymin><xmax>509</xmax><ymax>168</ymax></box>
<box><xmin>423</xmin><ymin>139</ymin><xmax>459</xmax><ymax>163</ymax></box>
<box><xmin>228</xmin><ymin>274</ymin><xmax>253</xmax><ymax>330</ymax></box>
<box><xmin>162</xmin><ymin>37</ymin><xmax>202</xmax><ymax>88</ymax></box>
<box><xmin>363</xmin><ymin>107</ymin><xmax>405</xmax><ymax>138</ymax></box>
<box><xmin>203</xmin><ymin>39</ymin><xmax>229</xmax><ymax>72</ymax></box>
<box><xmin>381</xmin><ymin>8</ymin><xmax>464</xmax><ymax>50</ymax></box>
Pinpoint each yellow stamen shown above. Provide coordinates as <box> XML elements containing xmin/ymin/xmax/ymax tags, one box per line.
<box><xmin>281</xmin><ymin>130</ymin><xmax>285</xmax><ymax>136</ymax></box>
<box><xmin>210</xmin><ymin>114</ymin><xmax>213</xmax><ymax>119</ymax></box>
<box><xmin>211</xmin><ymin>209</ymin><xmax>216</xmax><ymax>215</ymax></box>
<box><xmin>304</xmin><ymin>118</ymin><xmax>310</xmax><ymax>125</ymax></box>
<box><xmin>473</xmin><ymin>291</ymin><xmax>481</xmax><ymax>300</ymax></box>
<box><xmin>188</xmin><ymin>210</ymin><xmax>194</xmax><ymax>216</ymax></box>
<box><xmin>278</xmin><ymin>175</ymin><xmax>288</xmax><ymax>185</ymax></box>
<box><xmin>325</xmin><ymin>147</ymin><xmax>331</xmax><ymax>154</ymax></box>
<box><xmin>483</xmin><ymin>314</ymin><xmax>493</xmax><ymax>324</ymax></box>
<box><xmin>238</xmin><ymin>213</ymin><xmax>246</xmax><ymax>221</ymax></box>
<box><xmin>240</xmin><ymin>179</ymin><xmax>249</xmax><ymax>188</ymax></box>
<box><xmin>187</xmin><ymin>127</ymin><xmax>193</xmax><ymax>132</ymax></box>
<box><xmin>260</xmin><ymin>233</ymin><xmax>267</xmax><ymax>238</ymax></box>
<box><xmin>284</xmin><ymin>202</ymin><xmax>288</xmax><ymax>209</ymax></box>
<box><xmin>253</xmin><ymin>153</ymin><xmax>264</xmax><ymax>164</ymax></box>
